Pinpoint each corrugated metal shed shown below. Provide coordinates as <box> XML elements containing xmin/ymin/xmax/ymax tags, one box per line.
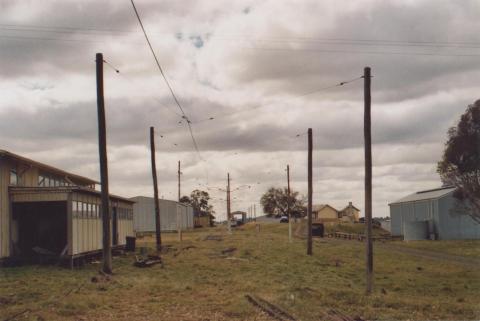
<box><xmin>131</xmin><ymin>196</ymin><xmax>194</xmax><ymax>233</ymax></box>
<box><xmin>389</xmin><ymin>186</ymin><xmax>480</xmax><ymax>240</ymax></box>
<box><xmin>389</xmin><ymin>186</ymin><xmax>456</xmax><ymax>205</ymax></box>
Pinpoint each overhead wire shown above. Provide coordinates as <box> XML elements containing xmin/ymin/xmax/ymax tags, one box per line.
<box><xmin>129</xmin><ymin>0</ymin><xmax>203</xmax><ymax>164</ymax></box>
<box><xmin>188</xmin><ymin>76</ymin><xmax>364</xmax><ymax>123</ymax></box>
<box><xmin>2</xmin><ymin>23</ymin><xmax>480</xmax><ymax>48</ymax></box>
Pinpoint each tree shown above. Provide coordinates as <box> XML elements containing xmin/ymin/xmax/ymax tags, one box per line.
<box><xmin>185</xmin><ymin>189</ymin><xmax>215</xmax><ymax>217</ymax></box>
<box><xmin>437</xmin><ymin>99</ymin><xmax>480</xmax><ymax>223</ymax></box>
<box><xmin>260</xmin><ymin>187</ymin><xmax>306</xmax><ymax>218</ymax></box>
<box><xmin>179</xmin><ymin>195</ymin><xmax>191</xmax><ymax>205</ymax></box>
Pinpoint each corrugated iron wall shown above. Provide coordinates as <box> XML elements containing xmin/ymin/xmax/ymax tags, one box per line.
<box><xmin>390</xmin><ymin>194</ymin><xmax>480</xmax><ymax>240</ymax></box>
<box><xmin>131</xmin><ymin>197</ymin><xmax>194</xmax><ymax>233</ymax></box>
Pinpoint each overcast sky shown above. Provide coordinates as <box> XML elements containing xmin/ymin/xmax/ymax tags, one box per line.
<box><xmin>1</xmin><ymin>0</ymin><xmax>479</xmax><ymax>220</ymax></box>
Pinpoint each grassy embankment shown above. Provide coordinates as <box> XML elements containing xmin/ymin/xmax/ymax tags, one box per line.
<box><xmin>0</xmin><ymin>223</ymin><xmax>479</xmax><ymax>321</ymax></box>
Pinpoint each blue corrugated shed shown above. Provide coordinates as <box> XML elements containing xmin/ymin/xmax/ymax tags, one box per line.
<box><xmin>389</xmin><ymin>186</ymin><xmax>480</xmax><ymax>240</ymax></box>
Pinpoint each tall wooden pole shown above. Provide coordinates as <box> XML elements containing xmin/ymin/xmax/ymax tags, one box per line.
<box><xmin>178</xmin><ymin>160</ymin><xmax>181</xmax><ymax>202</ymax></box>
<box><xmin>96</xmin><ymin>53</ymin><xmax>112</xmax><ymax>274</ymax></box>
<box><xmin>227</xmin><ymin>173</ymin><xmax>231</xmax><ymax>234</ymax></box>
<box><xmin>307</xmin><ymin>128</ymin><xmax>313</xmax><ymax>255</ymax></box>
<box><xmin>150</xmin><ymin>126</ymin><xmax>162</xmax><ymax>251</ymax></box>
<box><xmin>177</xmin><ymin>160</ymin><xmax>182</xmax><ymax>242</ymax></box>
<box><xmin>287</xmin><ymin>164</ymin><xmax>292</xmax><ymax>243</ymax></box>
<box><xmin>254</xmin><ymin>204</ymin><xmax>256</xmax><ymax>221</ymax></box>
<box><xmin>364</xmin><ymin>67</ymin><xmax>373</xmax><ymax>294</ymax></box>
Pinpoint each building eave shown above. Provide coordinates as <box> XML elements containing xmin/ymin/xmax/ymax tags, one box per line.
<box><xmin>0</xmin><ymin>149</ymin><xmax>99</xmax><ymax>185</ymax></box>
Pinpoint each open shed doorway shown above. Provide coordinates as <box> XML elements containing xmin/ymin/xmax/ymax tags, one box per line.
<box><xmin>12</xmin><ymin>201</ymin><xmax>67</xmax><ymax>258</ymax></box>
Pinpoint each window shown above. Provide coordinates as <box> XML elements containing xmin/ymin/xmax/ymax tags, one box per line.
<box><xmin>81</xmin><ymin>202</ymin><xmax>86</xmax><ymax>219</ymax></box>
<box><xmin>88</xmin><ymin>203</ymin><xmax>93</xmax><ymax>218</ymax></box>
<box><xmin>10</xmin><ymin>169</ymin><xmax>18</xmax><ymax>186</ymax></box>
<box><xmin>38</xmin><ymin>175</ymin><xmax>46</xmax><ymax>187</ymax></box>
<box><xmin>72</xmin><ymin>201</ymin><xmax>79</xmax><ymax>218</ymax></box>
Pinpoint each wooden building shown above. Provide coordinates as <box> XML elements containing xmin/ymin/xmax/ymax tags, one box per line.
<box><xmin>0</xmin><ymin>150</ymin><xmax>134</xmax><ymax>263</ymax></box>
<box><xmin>312</xmin><ymin>204</ymin><xmax>339</xmax><ymax>221</ymax></box>
<box><xmin>338</xmin><ymin>202</ymin><xmax>360</xmax><ymax>223</ymax></box>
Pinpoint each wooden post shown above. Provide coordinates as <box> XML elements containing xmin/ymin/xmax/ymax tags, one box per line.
<box><xmin>307</xmin><ymin>128</ymin><xmax>313</xmax><ymax>255</ymax></box>
<box><xmin>178</xmin><ymin>160</ymin><xmax>181</xmax><ymax>201</ymax></box>
<box><xmin>364</xmin><ymin>66</ymin><xmax>373</xmax><ymax>294</ymax></box>
<box><xmin>177</xmin><ymin>160</ymin><xmax>182</xmax><ymax>242</ymax></box>
<box><xmin>287</xmin><ymin>164</ymin><xmax>292</xmax><ymax>243</ymax></box>
<box><xmin>227</xmin><ymin>173</ymin><xmax>231</xmax><ymax>234</ymax></box>
<box><xmin>150</xmin><ymin>126</ymin><xmax>162</xmax><ymax>251</ymax></box>
<box><xmin>96</xmin><ymin>53</ymin><xmax>112</xmax><ymax>274</ymax></box>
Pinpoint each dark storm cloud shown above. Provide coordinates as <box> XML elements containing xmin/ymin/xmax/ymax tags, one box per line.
<box><xmin>0</xmin><ymin>0</ymin><xmax>159</xmax><ymax>77</ymax></box>
<box><xmin>214</xmin><ymin>0</ymin><xmax>480</xmax><ymax>102</ymax></box>
<box><xmin>1</xmin><ymin>0</ymin><xmax>478</xmax><ymax>219</ymax></box>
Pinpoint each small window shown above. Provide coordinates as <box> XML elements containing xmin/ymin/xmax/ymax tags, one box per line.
<box><xmin>38</xmin><ymin>175</ymin><xmax>46</xmax><ymax>187</ymax></box>
<box><xmin>80</xmin><ymin>202</ymin><xmax>86</xmax><ymax>219</ymax></box>
<box><xmin>89</xmin><ymin>203</ymin><xmax>93</xmax><ymax>218</ymax></box>
<box><xmin>10</xmin><ymin>169</ymin><xmax>18</xmax><ymax>186</ymax></box>
<box><xmin>72</xmin><ymin>201</ymin><xmax>79</xmax><ymax>218</ymax></box>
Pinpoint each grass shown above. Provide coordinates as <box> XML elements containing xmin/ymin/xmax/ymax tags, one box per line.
<box><xmin>324</xmin><ymin>222</ymin><xmax>388</xmax><ymax>236</ymax></box>
<box><xmin>0</xmin><ymin>223</ymin><xmax>479</xmax><ymax>321</ymax></box>
<box><xmin>394</xmin><ymin>239</ymin><xmax>480</xmax><ymax>259</ymax></box>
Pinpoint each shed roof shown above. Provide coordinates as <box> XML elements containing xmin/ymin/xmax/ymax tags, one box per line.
<box><xmin>10</xmin><ymin>186</ymin><xmax>135</xmax><ymax>203</ymax></box>
<box><xmin>389</xmin><ymin>186</ymin><xmax>455</xmax><ymax>205</ymax></box>
<box><xmin>0</xmin><ymin>149</ymin><xmax>99</xmax><ymax>185</ymax></box>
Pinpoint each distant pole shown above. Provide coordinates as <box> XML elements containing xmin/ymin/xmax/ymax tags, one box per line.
<box><xmin>178</xmin><ymin>160</ymin><xmax>181</xmax><ymax>202</ymax></box>
<box><xmin>96</xmin><ymin>53</ymin><xmax>112</xmax><ymax>274</ymax></box>
<box><xmin>177</xmin><ymin>160</ymin><xmax>182</xmax><ymax>241</ymax></box>
<box><xmin>254</xmin><ymin>204</ymin><xmax>256</xmax><ymax>222</ymax></box>
<box><xmin>150</xmin><ymin>126</ymin><xmax>162</xmax><ymax>251</ymax></box>
<box><xmin>364</xmin><ymin>66</ymin><xmax>373</xmax><ymax>294</ymax></box>
<box><xmin>307</xmin><ymin>128</ymin><xmax>313</xmax><ymax>255</ymax></box>
<box><xmin>287</xmin><ymin>164</ymin><xmax>292</xmax><ymax>243</ymax></box>
<box><xmin>227</xmin><ymin>173</ymin><xmax>231</xmax><ymax>234</ymax></box>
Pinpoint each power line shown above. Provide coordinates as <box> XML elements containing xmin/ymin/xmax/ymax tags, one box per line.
<box><xmin>2</xmin><ymin>23</ymin><xmax>480</xmax><ymax>48</ymax></box>
<box><xmin>129</xmin><ymin>0</ymin><xmax>204</xmax><ymax>162</ymax></box>
<box><xmin>241</xmin><ymin>46</ymin><xmax>480</xmax><ymax>57</ymax></box>
<box><xmin>189</xmin><ymin>76</ymin><xmax>364</xmax><ymax>123</ymax></box>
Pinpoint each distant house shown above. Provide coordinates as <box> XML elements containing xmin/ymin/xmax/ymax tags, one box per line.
<box><xmin>389</xmin><ymin>186</ymin><xmax>480</xmax><ymax>240</ymax></box>
<box><xmin>312</xmin><ymin>202</ymin><xmax>361</xmax><ymax>223</ymax></box>
<box><xmin>312</xmin><ymin>204</ymin><xmax>338</xmax><ymax>221</ymax></box>
<box><xmin>338</xmin><ymin>202</ymin><xmax>360</xmax><ymax>222</ymax></box>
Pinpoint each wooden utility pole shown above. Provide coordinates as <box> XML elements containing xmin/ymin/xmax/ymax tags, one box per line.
<box><xmin>364</xmin><ymin>67</ymin><xmax>373</xmax><ymax>294</ymax></box>
<box><xmin>150</xmin><ymin>126</ymin><xmax>162</xmax><ymax>251</ymax></box>
<box><xmin>227</xmin><ymin>173</ymin><xmax>231</xmax><ymax>234</ymax></box>
<box><xmin>177</xmin><ymin>160</ymin><xmax>182</xmax><ymax>242</ymax></box>
<box><xmin>307</xmin><ymin>128</ymin><xmax>313</xmax><ymax>255</ymax></box>
<box><xmin>178</xmin><ymin>160</ymin><xmax>181</xmax><ymax>201</ymax></box>
<box><xmin>96</xmin><ymin>53</ymin><xmax>112</xmax><ymax>274</ymax></box>
<box><xmin>254</xmin><ymin>204</ymin><xmax>256</xmax><ymax>221</ymax></box>
<box><xmin>287</xmin><ymin>164</ymin><xmax>292</xmax><ymax>243</ymax></box>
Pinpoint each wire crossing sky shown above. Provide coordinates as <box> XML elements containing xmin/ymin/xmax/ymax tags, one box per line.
<box><xmin>0</xmin><ymin>0</ymin><xmax>479</xmax><ymax>220</ymax></box>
